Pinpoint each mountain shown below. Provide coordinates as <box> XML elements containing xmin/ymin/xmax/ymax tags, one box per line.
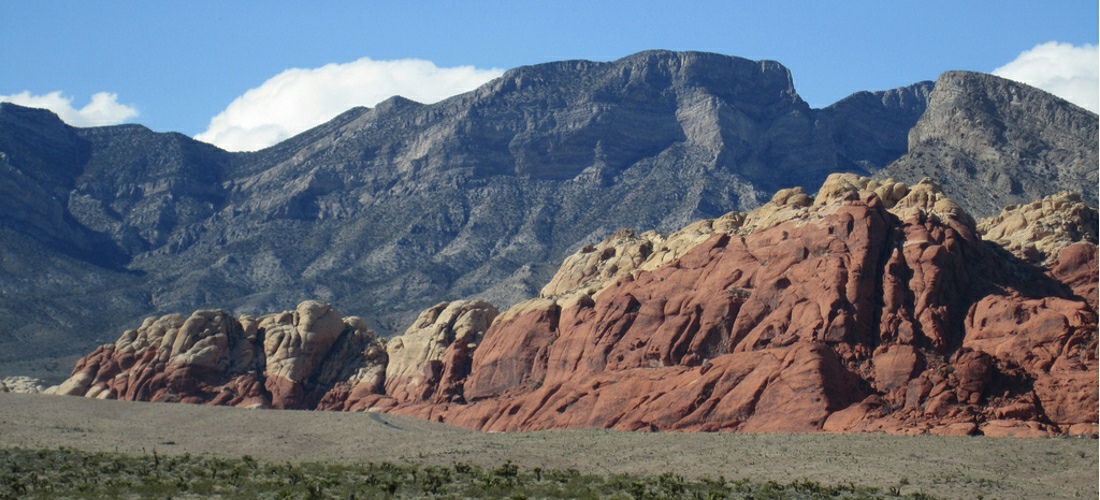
<box><xmin>878</xmin><ymin>71</ymin><xmax>1098</xmax><ymax>216</ymax></box>
<box><xmin>0</xmin><ymin>104</ymin><xmax>236</xmax><ymax>377</ymax></box>
<box><xmin>49</xmin><ymin>175</ymin><xmax>1099</xmax><ymax>436</ymax></box>
<box><xmin>0</xmin><ymin>50</ymin><xmax>1095</xmax><ymax>381</ymax></box>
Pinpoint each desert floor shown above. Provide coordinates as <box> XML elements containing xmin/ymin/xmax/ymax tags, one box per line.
<box><xmin>1</xmin><ymin>392</ymin><xmax>1095</xmax><ymax>499</ymax></box>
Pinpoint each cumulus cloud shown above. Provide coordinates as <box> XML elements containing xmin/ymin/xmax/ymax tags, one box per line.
<box><xmin>195</xmin><ymin>57</ymin><xmax>505</xmax><ymax>152</ymax></box>
<box><xmin>0</xmin><ymin>91</ymin><xmax>138</xmax><ymax>127</ymax></box>
<box><xmin>993</xmin><ymin>41</ymin><xmax>1099</xmax><ymax>113</ymax></box>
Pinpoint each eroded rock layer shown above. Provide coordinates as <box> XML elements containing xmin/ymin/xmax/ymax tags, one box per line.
<box><xmin>53</xmin><ymin>175</ymin><xmax>1098</xmax><ymax>436</ymax></box>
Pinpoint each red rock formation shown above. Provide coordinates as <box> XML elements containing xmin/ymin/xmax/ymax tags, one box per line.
<box><xmin>49</xmin><ymin>301</ymin><xmax>388</xmax><ymax>410</ymax></box>
<box><xmin>394</xmin><ymin>178</ymin><xmax>1096</xmax><ymax>435</ymax></box>
<box><xmin>381</xmin><ymin>301</ymin><xmax>498</xmax><ymax>404</ymax></box>
<box><xmin>51</xmin><ymin>176</ymin><xmax>1098</xmax><ymax>437</ymax></box>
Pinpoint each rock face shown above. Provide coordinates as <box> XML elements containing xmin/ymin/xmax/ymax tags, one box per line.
<box><xmin>378</xmin><ymin>300</ymin><xmax>498</xmax><ymax>405</ymax></box>
<box><xmin>390</xmin><ymin>174</ymin><xmax>1096</xmax><ymax>434</ymax></box>
<box><xmin>55</xmin><ymin>175</ymin><xmax>1098</xmax><ymax>436</ymax></box>
<box><xmin>878</xmin><ymin>71</ymin><xmax>1099</xmax><ymax>218</ymax></box>
<box><xmin>2</xmin><ymin>52</ymin><xmax>1096</xmax><ymax>382</ymax></box>
<box><xmin>48</xmin><ymin>301</ymin><xmax>390</xmax><ymax>410</ymax></box>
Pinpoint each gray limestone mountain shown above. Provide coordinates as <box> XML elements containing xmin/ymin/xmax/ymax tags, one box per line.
<box><xmin>0</xmin><ymin>50</ymin><xmax>1094</xmax><ymax>380</ymax></box>
<box><xmin>878</xmin><ymin>70</ymin><xmax>1098</xmax><ymax>217</ymax></box>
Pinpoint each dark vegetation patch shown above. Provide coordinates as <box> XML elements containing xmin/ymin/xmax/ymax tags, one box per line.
<box><xmin>0</xmin><ymin>446</ymin><xmax>935</xmax><ymax>499</ymax></box>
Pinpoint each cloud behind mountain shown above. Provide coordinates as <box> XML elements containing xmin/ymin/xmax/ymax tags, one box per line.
<box><xmin>0</xmin><ymin>91</ymin><xmax>138</xmax><ymax>127</ymax></box>
<box><xmin>994</xmin><ymin>41</ymin><xmax>1099</xmax><ymax>113</ymax></box>
<box><xmin>194</xmin><ymin>57</ymin><xmax>504</xmax><ymax>151</ymax></box>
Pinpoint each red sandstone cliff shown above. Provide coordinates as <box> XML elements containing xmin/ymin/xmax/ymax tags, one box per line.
<box><xmin>50</xmin><ymin>175</ymin><xmax>1098</xmax><ymax>437</ymax></box>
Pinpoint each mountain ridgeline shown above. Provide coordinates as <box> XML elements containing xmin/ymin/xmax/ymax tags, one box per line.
<box><xmin>0</xmin><ymin>50</ymin><xmax>1095</xmax><ymax>380</ymax></box>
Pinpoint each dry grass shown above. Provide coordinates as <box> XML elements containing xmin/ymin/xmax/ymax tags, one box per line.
<box><xmin>1</xmin><ymin>393</ymin><xmax>1095</xmax><ymax>499</ymax></box>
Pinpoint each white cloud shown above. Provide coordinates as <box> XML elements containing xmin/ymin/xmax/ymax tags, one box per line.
<box><xmin>195</xmin><ymin>57</ymin><xmax>504</xmax><ymax>152</ymax></box>
<box><xmin>0</xmin><ymin>91</ymin><xmax>139</xmax><ymax>127</ymax></box>
<box><xmin>993</xmin><ymin>41</ymin><xmax>1099</xmax><ymax>114</ymax></box>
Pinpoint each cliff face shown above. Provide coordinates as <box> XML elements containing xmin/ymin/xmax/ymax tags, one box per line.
<box><xmin>53</xmin><ymin>175</ymin><xmax>1098</xmax><ymax>437</ymax></box>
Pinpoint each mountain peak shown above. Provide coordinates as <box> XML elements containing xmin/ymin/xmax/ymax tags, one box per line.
<box><xmin>495</xmin><ymin>50</ymin><xmax>803</xmax><ymax>109</ymax></box>
<box><xmin>1</xmin><ymin>101</ymin><xmax>64</xmax><ymax>123</ymax></box>
<box><xmin>0</xmin><ymin>102</ymin><xmax>75</xmax><ymax>145</ymax></box>
<box><xmin>876</xmin><ymin>69</ymin><xmax>1099</xmax><ymax>217</ymax></box>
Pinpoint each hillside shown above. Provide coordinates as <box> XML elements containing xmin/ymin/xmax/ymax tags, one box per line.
<box><xmin>879</xmin><ymin>70</ymin><xmax>1099</xmax><ymax>216</ymax></box>
<box><xmin>1</xmin><ymin>50</ymin><xmax>1096</xmax><ymax>381</ymax></box>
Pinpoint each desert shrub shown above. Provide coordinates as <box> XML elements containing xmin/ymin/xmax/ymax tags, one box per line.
<box><xmin>0</xmin><ymin>446</ymin><xmax>937</xmax><ymax>499</ymax></box>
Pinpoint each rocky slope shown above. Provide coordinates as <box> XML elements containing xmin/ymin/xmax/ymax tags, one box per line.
<box><xmin>878</xmin><ymin>71</ymin><xmax>1098</xmax><ymax>217</ymax></box>
<box><xmin>52</xmin><ymin>175</ymin><xmax>1098</xmax><ymax>437</ymax></box>
<box><xmin>1</xmin><ymin>51</ymin><xmax>1096</xmax><ymax>382</ymax></box>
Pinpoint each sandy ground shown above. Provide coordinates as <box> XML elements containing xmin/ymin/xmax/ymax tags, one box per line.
<box><xmin>1</xmin><ymin>392</ymin><xmax>1095</xmax><ymax>499</ymax></box>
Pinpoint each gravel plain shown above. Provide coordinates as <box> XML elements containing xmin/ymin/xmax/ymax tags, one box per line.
<box><xmin>1</xmin><ymin>392</ymin><xmax>1096</xmax><ymax>499</ymax></box>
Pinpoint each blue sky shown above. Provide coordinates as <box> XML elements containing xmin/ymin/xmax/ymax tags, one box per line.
<box><xmin>2</xmin><ymin>1</ymin><xmax>1096</xmax><ymax>150</ymax></box>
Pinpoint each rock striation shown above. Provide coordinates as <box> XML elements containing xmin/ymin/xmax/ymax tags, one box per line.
<box><xmin>54</xmin><ymin>175</ymin><xmax>1098</xmax><ymax>436</ymax></box>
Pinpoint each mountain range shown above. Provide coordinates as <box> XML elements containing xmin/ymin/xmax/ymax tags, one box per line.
<box><xmin>0</xmin><ymin>50</ymin><xmax>1096</xmax><ymax>381</ymax></box>
<box><xmin>44</xmin><ymin>174</ymin><xmax>1099</xmax><ymax>436</ymax></box>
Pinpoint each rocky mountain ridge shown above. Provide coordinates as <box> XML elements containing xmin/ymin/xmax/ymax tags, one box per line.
<box><xmin>878</xmin><ymin>70</ymin><xmax>1098</xmax><ymax>216</ymax></box>
<box><xmin>1</xmin><ymin>50</ymin><xmax>1096</xmax><ymax>381</ymax></box>
<box><xmin>50</xmin><ymin>174</ymin><xmax>1098</xmax><ymax>436</ymax></box>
